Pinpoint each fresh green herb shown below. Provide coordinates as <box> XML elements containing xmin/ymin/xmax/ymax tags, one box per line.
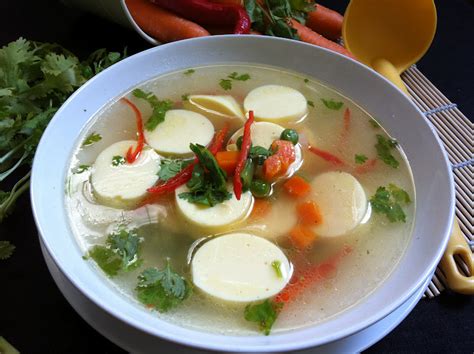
<box><xmin>183</xmin><ymin>69</ymin><xmax>195</xmax><ymax>75</ymax></box>
<box><xmin>271</xmin><ymin>260</ymin><xmax>283</xmax><ymax>278</ymax></box>
<box><xmin>87</xmin><ymin>228</ymin><xmax>142</xmax><ymax>276</ymax></box>
<box><xmin>219</xmin><ymin>78</ymin><xmax>233</xmax><ymax>91</ymax></box>
<box><xmin>136</xmin><ymin>260</ymin><xmax>192</xmax><ymax>312</ymax></box>
<box><xmin>82</xmin><ymin>132</ymin><xmax>102</xmax><ymax>146</ymax></box>
<box><xmin>251</xmin><ymin>179</ymin><xmax>271</xmax><ymax>198</ymax></box>
<box><xmin>228</xmin><ymin>72</ymin><xmax>251</xmax><ymax>81</ymax></box>
<box><xmin>158</xmin><ymin>159</ymin><xmax>191</xmax><ymax>181</ymax></box>
<box><xmin>307</xmin><ymin>100</ymin><xmax>314</xmax><ymax>107</ymax></box>
<box><xmin>388</xmin><ymin>183</ymin><xmax>411</xmax><ymax>204</ymax></box>
<box><xmin>280</xmin><ymin>128</ymin><xmax>299</xmax><ymax>145</ymax></box>
<box><xmin>181</xmin><ymin>93</ymin><xmax>190</xmax><ymax>101</ymax></box>
<box><xmin>244</xmin><ymin>300</ymin><xmax>282</xmax><ymax>335</ymax></box>
<box><xmin>0</xmin><ymin>241</ymin><xmax>15</xmax><ymax>260</ymax></box>
<box><xmin>375</xmin><ymin>134</ymin><xmax>399</xmax><ymax>168</ymax></box>
<box><xmin>0</xmin><ymin>38</ymin><xmax>125</xmax><ymax>252</ymax></box>
<box><xmin>321</xmin><ymin>98</ymin><xmax>343</xmax><ymax>110</ymax></box>
<box><xmin>369</xmin><ymin>119</ymin><xmax>380</xmax><ymax>128</ymax></box>
<box><xmin>245</xmin><ymin>0</ymin><xmax>315</xmax><ymax>40</ymax></box>
<box><xmin>355</xmin><ymin>154</ymin><xmax>368</xmax><ymax>164</ymax></box>
<box><xmin>112</xmin><ymin>155</ymin><xmax>125</xmax><ymax>166</ymax></box>
<box><xmin>73</xmin><ymin>164</ymin><xmax>90</xmax><ymax>174</ymax></box>
<box><xmin>179</xmin><ymin>144</ymin><xmax>232</xmax><ymax>206</ymax></box>
<box><xmin>132</xmin><ymin>89</ymin><xmax>173</xmax><ymax>131</ymax></box>
<box><xmin>304</xmin><ymin>78</ymin><xmax>309</xmax><ymax>83</ymax></box>
<box><xmin>240</xmin><ymin>159</ymin><xmax>255</xmax><ymax>192</ymax></box>
<box><xmin>370</xmin><ymin>184</ymin><xmax>411</xmax><ymax>223</ymax></box>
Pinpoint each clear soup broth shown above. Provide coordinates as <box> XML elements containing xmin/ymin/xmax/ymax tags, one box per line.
<box><xmin>66</xmin><ymin>65</ymin><xmax>414</xmax><ymax>335</ymax></box>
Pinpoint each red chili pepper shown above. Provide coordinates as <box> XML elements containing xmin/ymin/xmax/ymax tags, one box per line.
<box><xmin>121</xmin><ymin>97</ymin><xmax>145</xmax><ymax>164</ymax></box>
<box><xmin>150</xmin><ymin>0</ymin><xmax>251</xmax><ymax>34</ymax></box>
<box><xmin>308</xmin><ymin>145</ymin><xmax>345</xmax><ymax>166</ymax></box>
<box><xmin>233</xmin><ymin>111</ymin><xmax>254</xmax><ymax>200</ymax></box>
<box><xmin>208</xmin><ymin>122</ymin><xmax>230</xmax><ymax>155</ymax></box>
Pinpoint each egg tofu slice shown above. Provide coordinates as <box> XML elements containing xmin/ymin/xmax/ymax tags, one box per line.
<box><xmin>191</xmin><ymin>232</ymin><xmax>292</xmax><ymax>302</ymax></box>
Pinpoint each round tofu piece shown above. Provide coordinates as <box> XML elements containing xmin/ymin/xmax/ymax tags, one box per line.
<box><xmin>191</xmin><ymin>233</ymin><xmax>292</xmax><ymax>302</ymax></box>
<box><xmin>310</xmin><ymin>171</ymin><xmax>368</xmax><ymax>237</ymax></box>
<box><xmin>228</xmin><ymin>121</ymin><xmax>284</xmax><ymax>150</ymax></box>
<box><xmin>244</xmin><ymin>85</ymin><xmax>308</xmax><ymax>122</ymax></box>
<box><xmin>175</xmin><ymin>184</ymin><xmax>253</xmax><ymax>230</ymax></box>
<box><xmin>144</xmin><ymin>109</ymin><xmax>214</xmax><ymax>157</ymax></box>
<box><xmin>91</xmin><ymin>140</ymin><xmax>160</xmax><ymax>209</ymax></box>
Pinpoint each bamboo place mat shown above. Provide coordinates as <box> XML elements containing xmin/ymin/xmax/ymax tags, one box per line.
<box><xmin>401</xmin><ymin>66</ymin><xmax>473</xmax><ymax>298</ymax></box>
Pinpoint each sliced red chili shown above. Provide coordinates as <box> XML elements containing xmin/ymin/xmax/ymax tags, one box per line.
<box><xmin>121</xmin><ymin>97</ymin><xmax>145</xmax><ymax>164</ymax></box>
<box><xmin>150</xmin><ymin>0</ymin><xmax>251</xmax><ymax>34</ymax></box>
<box><xmin>308</xmin><ymin>146</ymin><xmax>345</xmax><ymax>166</ymax></box>
<box><xmin>208</xmin><ymin>122</ymin><xmax>230</xmax><ymax>155</ymax></box>
<box><xmin>233</xmin><ymin>111</ymin><xmax>254</xmax><ymax>200</ymax></box>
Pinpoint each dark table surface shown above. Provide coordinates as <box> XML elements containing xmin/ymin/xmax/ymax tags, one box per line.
<box><xmin>1</xmin><ymin>0</ymin><xmax>473</xmax><ymax>353</ymax></box>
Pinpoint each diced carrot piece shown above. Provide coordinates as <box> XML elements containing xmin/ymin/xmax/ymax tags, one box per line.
<box><xmin>296</xmin><ymin>201</ymin><xmax>323</xmax><ymax>225</ymax></box>
<box><xmin>289</xmin><ymin>224</ymin><xmax>318</xmax><ymax>249</ymax></box>
<box><xmin>251</xmin><ymin>199</ymin><xmax>271</xmax><ymax>219</ymax></box>
<box><xmin>283</xmin><ymin>176</ymin><xmax>311</xmax><ymax>197</ymax></box>
<box><xmin>215</xmin><ymin>150</ymin><xmax>239</xmax><ymax>175</ymax></box>
<box><xmin>263</xmin><ymin>140</ymin><xmax>296</xmax><ymax>180</ymax></box>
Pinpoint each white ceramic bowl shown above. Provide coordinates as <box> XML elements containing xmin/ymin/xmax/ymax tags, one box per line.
<box><xmin>31</xmin><ymin>36</ymin><xmax>454</xmax><ymax>352</ymax></box>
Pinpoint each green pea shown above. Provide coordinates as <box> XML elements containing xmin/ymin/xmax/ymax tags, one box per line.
<box><xmin>280</xmin><ymin>129</ymin><xmax>299</xmax><ymax>145</ymax></box>
<box><xmin>250</xmin><ymin>179</ymin><xmax>271</xmax><ymax>198</ymax></box>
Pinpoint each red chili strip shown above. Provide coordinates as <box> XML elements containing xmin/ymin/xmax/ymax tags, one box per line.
<box><xmin>274</xmin><ymin>245</ymin><xmax>352</xmax><ymax>305</ymax></box>
<box><xmin>233</xmin><ymin>111</ymin><xmax>254</xmax><ymax>200</ymax></box>
<box><xmin>208</xmin><ymin>122</ymin><xmax>230</xmax><ymax>155</ymax></box>
<box><xmin>308</xmin><ymin>145</ymin><xmax>345</xmax><ymax>166</ymax></box>
<box><xmin>150</xmin><ymin>0</ymin><xmax>251</xmax><ymax>34</ymax></box>
<box><xmin>121</xmin><ymin>97</ymin><xmax>145</xmax><ymax>164</ymax></box>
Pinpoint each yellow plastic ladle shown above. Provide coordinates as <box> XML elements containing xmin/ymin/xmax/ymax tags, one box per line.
<box><xmin>343</xmin><ymin>0</ymin><xmax>474</xmax><ymax>295</ymax></box>
<box><xmin>342</xmin><ymin>0</ymin><xmax>437</xmax><ymax>95</ymax></box>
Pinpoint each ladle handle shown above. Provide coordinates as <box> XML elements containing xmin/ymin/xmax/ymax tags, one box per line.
<box><xmin>439</xmin><ymin>219</ymin><xmax>474</xmax><ymax>295</ymax></box>
<box><xmin>372</xmin><ymin>58</ymin><xmax>409</xmax><ymax>95</ymax></box>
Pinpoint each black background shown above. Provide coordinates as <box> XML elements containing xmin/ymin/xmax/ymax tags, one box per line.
<box><xmin>0</xmin><ymin>0</ymin><xmax>473</xmax><ymax>353</ymax></box>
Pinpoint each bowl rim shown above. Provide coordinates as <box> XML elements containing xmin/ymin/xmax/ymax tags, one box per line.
<box><xmin>31</xmin><ymin>35</ymin><xmax>454</xmax><ymax>352</ymax></box>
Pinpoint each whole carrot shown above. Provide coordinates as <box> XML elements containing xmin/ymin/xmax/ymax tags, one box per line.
<box><xmin>306</xmin><ymin>4</ymin><xmax>343</xmax><ymax>41</ymax></box>
<box><xmin>125</xmin><ymin>0</ymin><xmax>210</xmax><ymax>42</ymax></box>
<box><xmin>290</xmin><ymin>19</ymin><xmax>355</xmax><ymax>59</ymax></box>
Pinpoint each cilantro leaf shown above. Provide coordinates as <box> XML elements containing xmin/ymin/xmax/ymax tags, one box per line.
<box><xmin>370</xmin><ymin>184</ymin><xmax>411</xmax><ymax>223</ymax></box>
<box><xmin>307</xmin><ymin>100</ymin><xmax>314</xmax><ymax>107</ymax></box>
<box><xmin>158</xmin><ymin>159</ymin><xmax>191</xmax><ymax>181</ymax></box>
<box><xmin>0</xmin><ymin>240</ymin><xmax>15</xmax><ymax>260</ymax></box>
<box><xmin>375</xmin><ymin>134</ymin><xmax>399</xmax><ymax>168</ymax></box>
<box><xmin>355</xmin><ymin>154</ymin><xmax>368</xmax><ymax>164</ymax></box>
<box><xmin>321</xmin><ymin>98</ymin><xmax>343</xmax><ymax>110</ymax></box>
<box><xmin>112</xmin><ymin>155</ymin><xmax>125</xmax><ymax>166</ymax></box>
<box><xmin>183</xmin><ymin>69</ymin><xmax>195</xmax><ymax>75</ymax></box>
<box><xmin>178</xmin><ymin>144</ymin><xmax>231</xmax><ymax>207</ymax></box>
<box><xmin>245</xmin><ymin>0</ymin><xmax>266</xmax><ymax>32</ymax></box>
<box><xmin>132</xmin><ymin>89</ymin><xmax>173</xmax><ymax>131</ymax></box>
<box><xmin>87</xmin><ymin>228</ymin><xmax>142</xmax><ymax>276</ymax></box>
<box><xmin>244</xmin><ymin>300</ymin><xmax>282</xmax><ymax>335</ymax></box>
<box><xmin>73</xmin><ymin>164</ymin><xmax>90</xmax><ymax>174</ymax></box>
<box><xmin>219</xmin><ymin>78</ymin><xmax>233</xmax><ymax>91</ymax></box>
<box><xmin>136</xmin><ymin>261</ymin><xmax>191</xmax><ymax>312</ymax></box>
<box><xmin>228</xmin><ymin>72</ymin><xmax>251</xmax><ymax>81</ymax></box>
<box><xmin>82</xmin><ymin>132</ymin><xmax>102</xmax><ymax>146</ymax></box>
